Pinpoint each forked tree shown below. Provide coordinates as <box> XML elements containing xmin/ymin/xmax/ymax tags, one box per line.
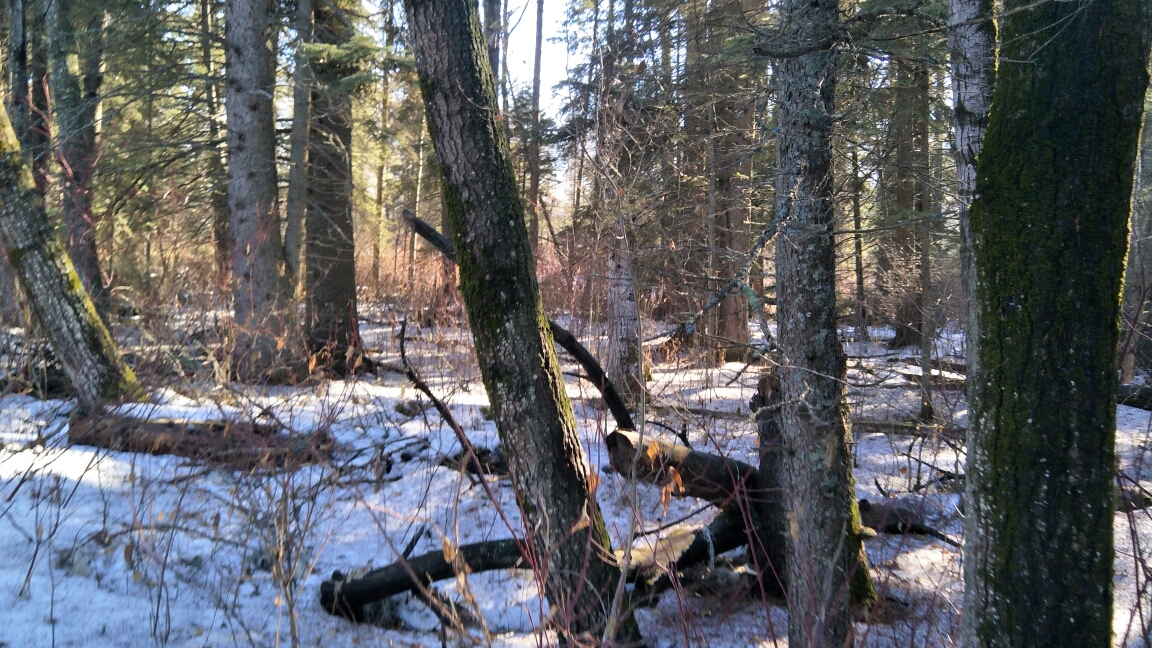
<box><xmin>402</xmin><ymin>0</ymin><xmax>641</xmax><ymax>642</ymax></box>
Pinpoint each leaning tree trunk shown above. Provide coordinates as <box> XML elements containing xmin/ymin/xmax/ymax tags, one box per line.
<box><xmin>225</xmin><ymin>0</ymin><xmax>294</xmax><ymax>381</ymax></box>
<box><xmin>947</xmin><ymin>0</ymin><xmax>994</xmax><ymax>413</ymax></box>
<box><xmin>402</xmin><ymin>0</ymin><xmax>640</xmax><ymax>642</ymax></box>
<box><xmin>961</xmin><ymin>2</ymin><xmax>1151</xmax><ymax>647</ymax></box>
<box><xmin>772</xmin><ymin>0</ymin><xmax>876</xmax><ymax>645</ymax></box>
<box><xmin>0</xmin><ymin>104</ymin><xmax>137</xmax><ymax>410</ymax></box>
<box><xmin>46</xmin><ymin>0</ymin><xmax>109</xmax><ymax>321</ymax></box>
<box><xmin>303</xmin><ymin>0</ymin><xmax>360</xmax><ymax>373</ymax></box>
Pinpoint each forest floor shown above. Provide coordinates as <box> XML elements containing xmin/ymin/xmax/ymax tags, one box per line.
<box><xmin>0</xmin><ymin>308</ymin><xmax>1149</xmax><ymax>647</ymax></box>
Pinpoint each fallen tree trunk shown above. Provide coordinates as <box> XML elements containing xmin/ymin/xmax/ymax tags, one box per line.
<box><xmin>1117</xmin><ymin>384</ymin><xmax>1152</xmax><ymax>410</ymax></box>
<box><xmin>320</xmin><ymin>510</ymin><xmax>755</xmax><ymax>620</ymax></box>
<box><xmin>605</xmin><ymin>429</ymin><xmax>760</xmax><ymax>507</ymax></box>
<box><xmin>320</xmin><ymin>538</ymin><xmax>528</xmax><ymax>620</ymax></box>
<box><xmin>69</xmin><ymin>413</ymin><xmax>331</xmax><ymax>470</ymax></box>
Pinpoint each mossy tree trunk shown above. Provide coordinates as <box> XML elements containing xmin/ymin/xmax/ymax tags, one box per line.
<box><xmin>772</xmin><ymin>0</ymin><xmax>876</xmax><ymax>644</ymax></box>
<box><xmin>303</xmin><ymin>0</ymin><xmax>360</xmax><ymax>373</ymax></box>
<box><xmin>47</xmin><ymin>0</ymin><xmax>109</xmax><ymax>321</ymax></box>
<box><xmin>962</xmin><ymin>2</ymin><xmax>1151</xmax><ymax>646</ymax></box>
<box><xmin>402</xmin><ymin>0</ymin><xmax>640</xmax><ymax>642</ymax></box>
<box><xmin>0</xmin><ymin>104</ymin><xmax>137</xmax><ymax>411</ymax></box>
<box><xmin>224</xmin><ymin>0</ymin><xmax>294</xmax><ymax>381</ymax></box>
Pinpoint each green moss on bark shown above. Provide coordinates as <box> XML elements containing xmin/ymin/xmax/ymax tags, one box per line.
<box><xmin>963</xmin><ymin>2</ymin><xmax>1151</xmax><ymax>645</ymax></box>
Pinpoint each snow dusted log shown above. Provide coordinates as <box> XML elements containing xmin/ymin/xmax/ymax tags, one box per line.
<box><xmin>320</xmin><ymin>539</ymin><xmax>528</xmax><ymax>620</ymax></box>
<box><xmin>0</xmin><ymin>103</ymin><xmax>138</xmax><ymax>411</ymax></box>
<box><xmin>321</xmin><ymin>511</ymin><xmax>759</xmax><ymax>621</ymax></box>
<box><xmin>1117</xmin><ymin>384</ymin><xmax>1152</xmax><ymax>410</ymax></box>
<box><xmin>69</xmin><ymin>413</ymin><xmax>331</xmax><ymax>469</ymax></box>
<box><xmin>605</xmin><ymin>429</ymin><xmax>760</xmax><ymax>507</ymax></box>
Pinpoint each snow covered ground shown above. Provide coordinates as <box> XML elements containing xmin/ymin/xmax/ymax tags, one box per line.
<box><xmin>0</xmin><ymin>317</ymin><xmax>1148</xmax><ymax>647</ymax></box>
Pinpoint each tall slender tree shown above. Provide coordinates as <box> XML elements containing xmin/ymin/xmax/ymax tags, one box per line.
<box><xmin>302</xmin><ymin>0</ymin><xmax>361</xmax><ymax>372</ymax></box>
<box><xmin>225</xmin><ymin>0</ymin><xmax>294</xmax><ymax>380</ymax></box>
<box><xmin>962</xmin><ymin>2</ymin><xmax>1151</xmax><ymax>646</ymax></box>
<box><xmin>47</xmin><ymin>0</ymin><xmax>109</xmax><ymax>320</ymax></box>
<box><xmin>772</xmin><ymin>0</ymin><xmax>876</xmax><ymax>644</ymax></box>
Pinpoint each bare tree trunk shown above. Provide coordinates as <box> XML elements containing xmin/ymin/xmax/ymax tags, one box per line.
<box><xmin>773</xmin><ymin>0</ymin><xmax>876</xmax><ymax>644</ymax></box>
<box><xmin>948</xmin><ymin>0</ymin><xmax>994</xmax><ymax>390</ymax></box>
<box><xmin>7</xmin><ymin>0</ymin><xmax>29</xmax><ymax>159</ymax></box>
<box><xmin>402</xmin><ymin>0</ymin><xmax>640</xmax><ymax>641</ymax></box>
<box><xmin>961</xmin><ymin>2</ymin><xmax>1151</xmax><ymax>646</ymax></box>
<box><xmin>200</xmin><ymin>0</ymin><xmax>230</xmax><ymax>285</ymax></box>
<box><xmin>526</xmin><ymin>0</ymin><xmax>542</xmax><ymax>251</ymax></box>
<box><xmin>225</xmin><ymin>0</ymin><xmax>294</xmax><ymax>381</ymax></box>
<box><xmin>915</xmin><ymin>62</ymin><xmax>934</xmax><ymax>420</ymax></box>
<box><xmin>303</xmin><ymin>0</ymin><xmax>360</xmax><ymax>373</ymax></box>
<box><xmin>47</xmin><ymin>0</ymin><xmax>108</xmax><ymax>321</ymax></box>
<box><xmin>0</xmin><ymin>105</ymin><xmax>137</xmax><ymax>410</ymax></box>
<box><xmin>283</xmin><ymin>0</ymin><xmax>311</xmax><ymax>296</ymax></box>
<box><xmin>851</xmin><ymin>149</ymin><xmax>867</xmax><ymax>338</ymax></box>
<box><xmin>27</xmin><ymin>2</ymin><xmax>49</xmax><ymax>199</ymax></box>
<box><xmin>482</xmin><ymin>0</ymin><xmax>500</xmax><ymax>75</ymax></box>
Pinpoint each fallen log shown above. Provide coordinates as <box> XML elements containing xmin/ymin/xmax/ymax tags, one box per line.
<box><xmin>320</xmin><ymin>538</ymin><xmax>529</xmax><ymax>621</ymax></box>
<box><xmin>321</xmin><ymin>510</ymin><xmax>757</xmax><ymax>620</ymax></box>
<box><xmin>605</xmin><ymin>429</ymin><xmax>760</xmax><ymax>507</ymax></box>
<box><xmin>1118</xmin><ymin>384</ymin><xmax>1152</xmax><ymax>411</ymax></box>
<box><xmin>69</xmin><ymin>412</ymin><xmax>331</xmax><ymax>470</ymax></box>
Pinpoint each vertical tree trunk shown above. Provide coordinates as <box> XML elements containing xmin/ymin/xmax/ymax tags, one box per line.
<box><xmin>225</xmin><ymin>0</ymin><xmax>294</xmax><ymax>381</ymax></box>
<box><xmin>962</xmin><ymin>2</ymin><xmax>1151</xmax><ymax>646</ymax></box>
<box><xmin>304</xmin><ymin>0</ymin><xmax>360</xmax><ymax>372</ymax></box>
<box><xmin>402</xmin><ymin>0</ymin><xmax>640</xmax><ymax>641</ymax></box>
<box><xmin>851</xmin><ymin>149</ymin><xmax>867</xmax><ymax>338</ymax></box>
<box><xmin>914</xmin><ymin>62</ymin><xmax>933</xmax><ymax>419</ymax></box>
<box><xmin>947</xmin><ymin>0</ymin><xmax>994</xmax><ymax>392</ymax></box>
<box><xmin>7</xmin><ymin>0</ymin><xmax>29</xmax><ymax>159</ymax></box>
<box><xmin>600</xmin><ymin>0</ymin><xmax>644</xmax><ymax>405</ymax></box>
<box><xmin>27</xmin><ymin>3</ymin><xmax>48</xmax><ymax>199</ymax></box>
<box><xmin>773</xmin><ymin>0</ymin><xmax>876</xmax><ymax>644</ymax></box>
<box><xmin>0</xmin><ymin>104</ymin><xmax>136</xmax><ymax>410</ymax></box>
<box><xmin>526</xmin><ymin>0</ymin><xmax>543</xmax><ymax>251</ymax></box>
<box><xmin>200</xmin><ymin>0</ymin><xmax>230</xmax><ymax>285</ymax></box>
<box><xmin>482</xmin><ymin>0</ymin><xmax>499</xmax><ymax>75</ymax></box>
<box><xmin>46</xmin><ymin>0</ymin><xmax>108</xmax><ymax>321</ymax></box>
<box><xmin>283</xmin><ymin>0</ymin><xmax>311</xmax><ymax>295</ymax></box>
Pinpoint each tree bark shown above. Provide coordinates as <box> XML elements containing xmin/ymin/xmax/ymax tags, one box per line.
<box><xmin>772</xmin><ymin>0</ymin><xmax>876</xmax><ymax>644</ymax></box>
<box><xmin>962</xmin><ymin>2</ymin><xmax>1151</xmax><ymax>646</ymax></box>
<box><xmin>0</xmin><ymin>104</ymin><xmax>136</xmax><ymax>411</ymax></box>
<box><xmin>225</xmin><ymin>0</ymin><xmax>294</xmax><ymax>381</ymax></box>
<box><xmin>282</xmin><ymin>0</ymin><xmax>311</xmax><ymax>295</ymax></box>
<box><xmin>303</xmin><ymin>0</ymin><xmax>360</xmax><ymax>373</ymax></box>
<box><xmin>200</xmin><ymin>0</ymin><xmax>230</xmax><ymax>285</ymax></box>
<box><xmin>46</xmin><ymin>0</ymin><xmax>109</xmax><ymax>321</ymax></box>
<box><xmin>26</xmin><ymin>1</ymin><xmax>49</xmax><ymax>199</ymax></box>
<box><xmin>7</xmin><ymin>0</ymin><xmax>29</xmax><ymax>160</ymax></box>
<box><xmin>526</xmin><ymin>0</ymin><xmax>542</xmax><ymax>250</ymax></box>
<box><xmin>402</xmin><ymin>0</ymin><xmax>640</xmax><ymax>641</ymax></box>
<box><xmin>948</xmin><ymin>0</ymin><xmax>994</xmax><ymax>391</ymax></box>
